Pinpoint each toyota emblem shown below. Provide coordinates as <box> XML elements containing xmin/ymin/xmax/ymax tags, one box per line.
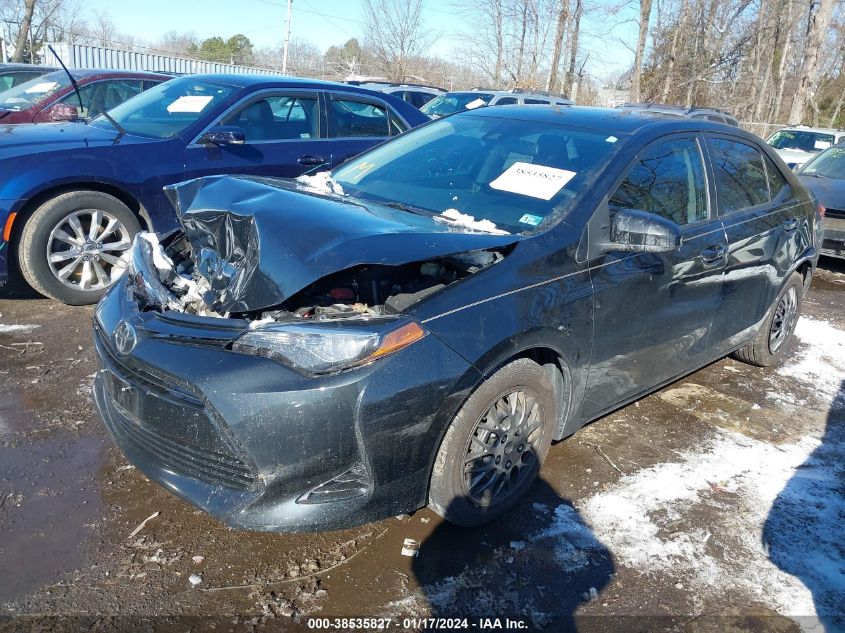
<box><xmin>113</xmin><ymin>320</ymin><xmax>137</xmax><ymax>355</ymax></box>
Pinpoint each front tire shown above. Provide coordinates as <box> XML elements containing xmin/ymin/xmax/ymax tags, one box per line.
<box><xmin>732</xmin><ymin>271</ymin><xmax>803</xmax><ymax>367</ymax></box>
<box><xmin>429</xmin><ymin>358</ymin><xmax>556</xmax><ymax>527</ymax></box>
<box><xmin>18</xmin><ymin>191</ymin><xmax>139</xmax><ymax>305</ymax></box>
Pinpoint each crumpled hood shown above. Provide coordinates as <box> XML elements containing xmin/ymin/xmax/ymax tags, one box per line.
<box><xmin>0</xmin><ymin>121</ymin><xmax>119</xmax><ymax>158</ymax></box>
<box><xmin>164</xmin><ymin>175</ymin><xmax>522</xmax><ymax>313</ymax></box>
<box><xmin>797</xmin><ymin>174</ymin><xmax>845</xmax><ymax>210</ymax></box>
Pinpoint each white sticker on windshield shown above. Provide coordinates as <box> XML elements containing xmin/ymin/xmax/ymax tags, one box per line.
<box><xmin>489</xmin><ymin>162</ymin><xmax>576</xmax><ymax>200</ymax></box>
<box><xmin>24</xmin><ymin>81</ymin><xmax>58</xmax><ymax>94</ymax></box>
<box><xmin>166</xmin><ymin>95</ymin><xmax>214</xmax><ymax>113</ymax></box>
<box><xmin>464</xmin><ymin>98</ymin><xmax>486</xmax><ymax>110</ymax></box>
<box><xmin>814</xmin><ymin>140</ymin><xmax>832</xmax><ymax>150</ymax></box>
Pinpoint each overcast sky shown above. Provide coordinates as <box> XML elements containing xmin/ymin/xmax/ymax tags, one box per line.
<box><xmin>79</xmin><ymin>0</ymin><xmax>638</xmax><ymax>82</ymax></box>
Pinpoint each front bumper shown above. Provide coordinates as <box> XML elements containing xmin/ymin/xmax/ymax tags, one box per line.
<box><xmin>92</xmin><ymin>278</ymin><xmax>479</xmax><ymax>532</ymax></box>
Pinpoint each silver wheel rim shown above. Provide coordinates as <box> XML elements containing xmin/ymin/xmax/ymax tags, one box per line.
<box><xmin>462</xmin><ymin>388</ymin><xmax>545</xmax><ymax>507</ymax></box>
<box><xmin>769</xmin><ymin>286</ymin><xmax>798</xmax><ymax>353</ymax></box>
<box><xmin>46</xmin><ymin>209</ymin><xmax>131</xmax><ymax>291</ymax></box>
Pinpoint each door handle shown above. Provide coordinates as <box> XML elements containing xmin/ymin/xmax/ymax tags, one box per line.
<box><xmin>297</xmin><ymin>155</ymin><xmax>326</xmax><ymax>166</ymax></box>
<box><xmin>700</xmin><ymin>244</ymin><xmax>727</xmax><ymax>264</ymax></box>
<box><xmin>783</xmin><ymin>218</ymin><xmax>799</xmax><ymax>232</ymax></box>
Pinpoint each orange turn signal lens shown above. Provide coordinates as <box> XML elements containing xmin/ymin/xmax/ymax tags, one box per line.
<box><xmin>818</xmin><ymin>203</ymin><xmax>826</xmax><ymax>217</ymax></box>
<box><xmin>2</xmin><ymin>212</ymin><xmax>17</xmax><ymax>242</ymax></box>
<box><xmin>366</xmin><ymin>322</ymin><xmax>425</xmax><ymax>361</ymax></box>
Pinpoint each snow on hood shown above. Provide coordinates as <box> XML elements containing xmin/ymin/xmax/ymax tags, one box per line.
<box><xmin>163</xmin><ymin>175</ymin><xmax>522</xmax><ymax>314</ymax></box>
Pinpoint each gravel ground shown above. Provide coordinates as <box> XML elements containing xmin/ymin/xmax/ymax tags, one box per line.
<box><xmin>0</xmin><ymin>260</ymin><xmax>843</xmax><ymax>633</ymax></box>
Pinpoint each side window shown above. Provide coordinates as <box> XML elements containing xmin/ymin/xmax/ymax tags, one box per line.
<box><xmin>331</xmin><ymin>98</ymin><xmax>390</xmax><ymax>137</ymax></box>
<box><xmin>56</xmin><ymin>82</ymin><xmax>98</xmax><ymax>117</ymax></box>
<box><xmin>495</xmin><ymin>97</ymin><xmax>518</xmax><ymax>105</ymax></box>
<box><xmin>224</xmin><ymin>94</ymin><xmax>319</xmax><ymax>142</ymax></box>
<box><xmin>524</xmin><ymin>98</ymin><xmax>550</xmax><ymax>104</ymax></box>
<box><xmin>707</xmin><ymin>137</ymin><xmax>770</xmax><ymax>213</ymax></box>
<box><xmin>762</xmin><ymin>153</ymin><xmax>790</xmax><ymax>201</ymax></box>
<box><xmin>609</xmin><ymin>138</ymin><xmax>709</xmax><ymax>226</ymax></box>
<box><xmin>408</xmin><ymin>91</ymin><xmax>435</xmax><ymax>108</ymax></box>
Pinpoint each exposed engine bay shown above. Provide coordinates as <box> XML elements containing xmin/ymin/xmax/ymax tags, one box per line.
<box><xmin>130</xmin><ymin>231</ymin><xmax>507</xmax><ymax>323</ymax></box>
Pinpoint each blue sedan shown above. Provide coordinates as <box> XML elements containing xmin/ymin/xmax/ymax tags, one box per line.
<box><xmin>0</xmin><ymin>74</ymin><xmax>427</xmax><ymax>304</ymax></box>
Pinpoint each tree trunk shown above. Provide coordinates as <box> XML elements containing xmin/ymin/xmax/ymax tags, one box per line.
<box><xmin>546</xmin><ymin>0</ymin><xmax>570</xmax><ymax>91</ymax></box>
<box><xmin>565</xmin><ymin>0</ymin><xmax>583</xmax><ymax>97</ymax></box>
<box><xmin>771</xmin><ymin>0</ymin><xmax>797</xmax><ymax>122</ymax></box>
<box><xmin>789</xmin><ymin>0</ymin><xmax>836</xmax><ymax>124</ymax></box>
<box><xmin>660</xmin><ymin>0</ymin><xmax>687</xmax><ymax>102</ymax></box>
<box><xmin>494</xmin><ymin>0</ymin><xmax>504</xmax><ymax>88</ymax></box>
<box><xmin>12</xmin><ymin>0</ymin><xmax>37</xmax><ymax>63</ymax></box>
<box><xmin>629</xmin><ymin>0</ymin><xmax>654</xmax><ymax>102</ymax></box>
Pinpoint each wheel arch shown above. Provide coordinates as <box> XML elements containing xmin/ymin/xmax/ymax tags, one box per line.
<box><xmin>9</xmin><ymin>182</ymin><xmax>151</xmax><ymax>248</ymax></box>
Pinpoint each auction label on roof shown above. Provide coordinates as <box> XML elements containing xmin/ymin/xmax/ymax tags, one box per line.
<box><xmin>489</xmin><ymin>162</ymin><xmax>576</xmax><ymax>200</ymax></box>
<box><xmin>166</xmin><ymin>95</ymin><xmax>214</xmax><ymax>113</ymax></box>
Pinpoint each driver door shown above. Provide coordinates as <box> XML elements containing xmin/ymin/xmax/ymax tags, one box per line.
<box><xmin>184</xmin><ymin>90</ymin><xmax>333</xmax><ymax>180</ymax></box>
<box><xmin>581</xmin><ymin>135</ymin><xmax>728</xmax><ymax>418</ymax></box>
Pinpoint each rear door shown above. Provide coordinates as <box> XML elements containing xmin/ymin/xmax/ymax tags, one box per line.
<box><xmin>583</xmin><ymin>134</ymin><xmax>728</xmax><ymax>417</ymax></box>
<box><xmin>704</xmin><ymin>134</ymin><xmax>809</xmax><ymax>353</ymax></box>
<box><xmin>184</xmin><ymin>89</ymin><xmax>332</xmax><ymax>179</ymax></box>
<box><xmin>326</xmin><ymin>92</ymin><xmax>408</xmax><ymax>167</ymax></box>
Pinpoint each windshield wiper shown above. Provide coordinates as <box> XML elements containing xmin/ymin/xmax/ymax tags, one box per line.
<box><xmin>94</xmin><ymin>110</ymin><xmax>128</xmax><ymax>135</ymax></box>
<box><xmin>382</xmin><ymin>201</ymin><xmax>430</xmax><ymax>216</ymax></box>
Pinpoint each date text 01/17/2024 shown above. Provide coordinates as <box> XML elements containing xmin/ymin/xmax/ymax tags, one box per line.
<box><xmin>305</xmin><ymin>617</ymin><xmax>530</xmax><ymax>630</ymax></box>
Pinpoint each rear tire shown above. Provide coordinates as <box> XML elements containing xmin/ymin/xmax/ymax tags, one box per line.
<box><xmin>732</xmin><ymin>272</ymin><xmax>803</xmax><ymax>367</ymax></box>
<box><xmin>18</xmin><ymin>191</ymin><xmax>139</xmax><ymax>305</ymax></box>
<box><xmin>429</xmin><ymin>358</ymin><xmax>556</xmax><ymax>527</ymax></box>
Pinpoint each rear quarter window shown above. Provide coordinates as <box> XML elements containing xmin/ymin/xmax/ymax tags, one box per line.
<box><xmin>708</xmin><ymin>137</ymin><xmax>770</xmax><ymax>213</ymax></box>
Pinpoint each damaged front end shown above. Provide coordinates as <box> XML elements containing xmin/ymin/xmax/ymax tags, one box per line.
<box><xmin>125</xmin><ymin>174</ymin><xmax>519</xmax><ymax>373</ymax></box>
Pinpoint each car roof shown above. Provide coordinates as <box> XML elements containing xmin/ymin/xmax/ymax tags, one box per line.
<box><xmin>61</xmin><ymin>68</ymin><xmax>172</xmax><ymax>80</ymax></box>
<box><xmin>0</xmin><ymin>63</ymin><xmax>58</xmax><ymax>72</ymax></box>
<box><xmin>465</xmin><ymin>105</ymin><xmax>751</xmax><ymax>136</ymax></box>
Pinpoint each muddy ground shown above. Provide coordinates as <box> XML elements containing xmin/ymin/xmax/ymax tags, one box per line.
<box><xmin>0</xmin><ymin>261</ymin><xmax>843</xmax><ymax>633</ymax></box>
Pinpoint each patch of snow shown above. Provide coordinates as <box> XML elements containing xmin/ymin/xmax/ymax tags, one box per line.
<box><xmin>435</xmin><ymin>209</ymin><xmax>509</xmax><ymax>235</ymax></box>
<box><xmin>296</xmin><ymin>171</ymin><xmax>344</xmax><ymax>195</ymax></box>
<box><xmin>777</xmin><ymin>316</ymin><xmax>845</xmax><ymax>405</ymax></box>
<box><xmin>0</xmin><ymin>323</ymin><xmax>40</xmax><ymax>334</ymax></box>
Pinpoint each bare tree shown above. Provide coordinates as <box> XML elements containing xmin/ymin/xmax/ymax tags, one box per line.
<box><xmin>546</xmin><ymin>0</ymin><xmax>570</xmax><ymax>91</ymax></box>
<box><xmin>11</xmin><ymin>0</ymin><xmax>36</xmax><ymax>62</ymax></box>
<box><xmin>789</xmin><ymin>0</ymin><xmax>836</xmax><ymax>123</ymax></box>
<box><xmin>362</xmin><ymin>0</ymin><xmax>433</xmax><ymax>81</ymax></box>
<box><xmin>629</xmin><ymin>0</ymin><xmax>654</xmax><ymax>101</ymax></box>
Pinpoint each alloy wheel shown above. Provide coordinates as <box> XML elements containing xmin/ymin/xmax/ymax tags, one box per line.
<box><xmin>463</xmin><ymin>388</ymin><xmax>545</xmax><ymax>506</ymax></box>
<box><xmin>46</xmin><ymin>209</ymin><xmax>131</xmax><ymax>291</ymax></box>
<box><xmin>769</xmin><ymin>285</ymin><xmax>798</xmax><ymax>353</ymax></box>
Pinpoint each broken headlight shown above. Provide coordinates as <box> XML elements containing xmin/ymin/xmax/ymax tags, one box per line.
<box><xmin>232</xmin><ymin>320</ymin><xmax>425</xmax><ymax>374</ymax></box>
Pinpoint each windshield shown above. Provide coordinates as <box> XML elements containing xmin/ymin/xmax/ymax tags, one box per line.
<box><xmin>799</xmin><ymin>146</ymin><xmax>845</xmax><ymax>179</ymax></box>
<box><xmin>0</xmin><ymin>70</ymin><xmax>69</xmax><ymax>111</ymax></box>
<box><xmin>767</xmin><ymin>129</ymin><xmax>835</xmax><ymax>153</ymax></box>
<box><xmin>420</xmin><ymin>92</ymin><xmax>493</xmax><ymax>118</ymax></box>
<box><xmin>89</xmin><ymin>77</ymin><xmax>235</xmax><ymax>139</ymax></box>
<box><xmin>332</xmin><ymin>113</ymin><xmax>624</xmax><ymax>234</ymax></box>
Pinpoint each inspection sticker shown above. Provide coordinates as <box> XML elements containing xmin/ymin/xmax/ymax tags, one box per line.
<box><xmin>490</xmin><ymin>162</ymin><xmax>576</xmax><ymax>200</ymax></box>
<box><xmin>519</xmin><ymin>213</ymin><xmax>543</xmax><ymax>226</ymax></box>
<box><xmin>166</xmin><ymin>95</ymin><xmax>214</xmax><ymax>113</ymax></box>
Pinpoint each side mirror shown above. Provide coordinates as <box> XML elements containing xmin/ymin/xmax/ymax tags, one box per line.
<box><xmin>199</xmin><ymin>125</ymin><xmax>246</xmax><ymax>146</ymax></box>
<box><xmin>44</xmin><ymin>102</ymin><xmax>81</xmax><ymax>122</ymax></box>
<box><xmin>609</xmin><ymin>208</ymin><xmax>681</xmax><ymax>252</ymax></box>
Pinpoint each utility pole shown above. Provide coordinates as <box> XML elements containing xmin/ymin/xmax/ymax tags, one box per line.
<box><xmin>282</xmin><ymin>0</ymin><xmax>293</xmax><ymax>74</ymax></box>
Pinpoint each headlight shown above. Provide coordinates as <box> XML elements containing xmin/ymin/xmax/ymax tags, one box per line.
<box><xmin>232</xmin><ymin>320</ymin><xmax>426</xmax><ymax>374</ymax></box>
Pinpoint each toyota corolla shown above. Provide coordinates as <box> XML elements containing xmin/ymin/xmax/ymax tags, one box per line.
<box><xmin>92</xmin><ymin>107</ymin><xmax>821</xmax><ymax>531</ymax></box>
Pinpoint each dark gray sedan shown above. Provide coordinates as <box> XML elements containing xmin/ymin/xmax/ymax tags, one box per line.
<box><xmin>797</xmin><ymin>144</ymin><xmax>845</xmax><ymax>259</ymax></box>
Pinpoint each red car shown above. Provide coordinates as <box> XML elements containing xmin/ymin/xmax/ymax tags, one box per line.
<box><xmin>0</xmin><ymin>68</ymin><xmax>171</xmax><ymax>124</ymax></box>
